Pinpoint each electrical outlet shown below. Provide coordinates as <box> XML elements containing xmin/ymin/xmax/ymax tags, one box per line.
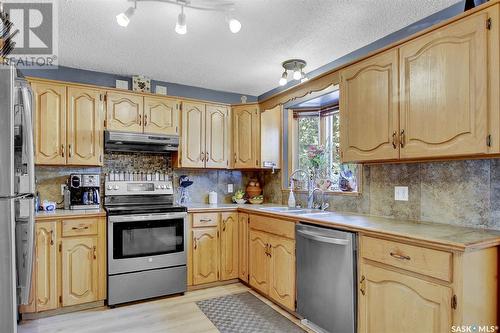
<box><xmin>227</xmin><ymin>184</ymin><xmax>234</xmax><ymax>193</ymax></box>
<box><xmin>60</xmin><ymin>184</ymin><xmax>66</xmax><ymax>195</ymax></box>
<box><xmin>394</xmin><ymin>186</ymin><xmax>409</xmax><ymax>201</ymax></box>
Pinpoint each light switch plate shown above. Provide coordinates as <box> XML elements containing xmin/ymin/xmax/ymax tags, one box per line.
<box><xmin>61</xmin><ymin>184</ymin><xmax>66</xmax><ymax>195</ymax></box>
<box><xmin>394</xmin><ymin>186</ymin><xmax>409</xmax><ymax>201</ymax></box>
<box><xmin>227</xmin><ymin>184</ymin><xmax>234</xmax><ymax>193</ymax></box>
<box><xmin>115</xmin><ymin>79</ymin><xmax>129</xmax><ymax>90</ymax></box>
<box><xmin>155</xmin><ymin>85</ymin><xmax>167</xmax><ymax>95</ymax></box>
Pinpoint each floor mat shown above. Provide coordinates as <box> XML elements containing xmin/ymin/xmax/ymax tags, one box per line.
<box><xmin>196</xmin><ymin>292</ymin><xmax>306</xmax><ymax>333</ymax></box>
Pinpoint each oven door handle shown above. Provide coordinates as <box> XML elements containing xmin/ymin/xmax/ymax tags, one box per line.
<box><xmin>108</xmin><ymin>212</ymin><xmax>187</xmax><ymax>223</ymax></box>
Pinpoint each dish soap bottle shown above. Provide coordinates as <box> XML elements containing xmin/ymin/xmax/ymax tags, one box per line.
<box><xmin>288</xmin><ymin>179</ymin><xmax>296</xmax><ymax>208</ymax></box>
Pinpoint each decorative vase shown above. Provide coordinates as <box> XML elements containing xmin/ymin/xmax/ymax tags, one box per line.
<box><xmin>246</xmin><ymin>178</ymin><xmax>262</xmax><ymax>198</ymax></box>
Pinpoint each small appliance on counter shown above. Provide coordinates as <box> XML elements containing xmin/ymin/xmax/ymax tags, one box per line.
<box><xmin>68</xmin><ymin>174</ymin><xmax>100</xmax><ymax>210</ymax></box>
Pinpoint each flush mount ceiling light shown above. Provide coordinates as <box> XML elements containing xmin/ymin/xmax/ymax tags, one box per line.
<box><xmin>279</xmin><ymin>59</ymin><xmax>307</xmax><ymax>86</ymax></box>
<box><xmin>116</xmin><ymin>0</ymin><xmax>242</xmax><ymax>35</ymax></box>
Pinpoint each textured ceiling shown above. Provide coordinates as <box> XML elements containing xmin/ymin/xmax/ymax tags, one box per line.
<box><xmin>58</xmin><ymin>0</ymin><xmax>462</xmax><ymax>96</ymax></box>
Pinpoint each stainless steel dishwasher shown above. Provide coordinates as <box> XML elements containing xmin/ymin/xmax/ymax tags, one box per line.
<box><xmin>296</xmin><ymin>223</ymin><xmax>357</xmax><ymax>333</ymax></box>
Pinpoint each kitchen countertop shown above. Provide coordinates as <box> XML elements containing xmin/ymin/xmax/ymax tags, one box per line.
<box><xmin>35</xmin><ymin>208</ymin><xmax>106</xmax><ymax>220</ymax></box>
<box><xmin>187</xmin><ymin>203</ymin><xmax>500</xmax><ymax>251</ymax></box>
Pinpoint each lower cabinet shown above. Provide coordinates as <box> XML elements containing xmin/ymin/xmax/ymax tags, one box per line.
<box><xmin>238</xmin><ymin>213</ymin><xmax>249</xmax><ymax>283</ymax></box>
<box><xmin>248</xmin><ymin>218</ymin><xmax>296</xmax><ymax>311</ymax></box>
<box><xmin>20</xmin><ymin>216</ymin><xmax>106</xmax><ymax>314</ymax></box>
<box><xmin>358</xmin><ymin>263</ymin><xmax>452</xmax><ymax>333</ymax></box>
<box><xmin>220</xmin><ymin>212</ymin><xmax>239</xmax><ymax>280</ymax></box>
<box><xmin>192</xmin><ymin>227</ymin><xmax>219</xmax><ymax>285</ymax></box>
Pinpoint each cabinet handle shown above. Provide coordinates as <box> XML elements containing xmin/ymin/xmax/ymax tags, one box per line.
<box><xmin>50</xmin><ymin>230</ymin><xmax>54</xmax><ymax>246</ymax></box>
<box><xmin>360</xmin><ymin>275</ymin><xmax>366</xmax><ymax>295</ymax></box>
<box><xmin>268</xmin><ymin>244</ymin><xmax>272</xmax><ymax>257</ymax></box>
<box><xmin>93</xmin><ymin>246</ymin><xmax>97</xmax><ymax>260</ymax></box>
<box><xmin>392</xmin><ymin>131</ymin><xmax>397</xmax><ymax>149</ymax></box>
<box><xmin>144</xmin><ymin>114</ymin><xmax>148</xmax><ymax>126</ymax></box>
<box><xmin>390</xmin><ymin>252</ymin><xmax>411</xmax><ymax>261</ymax></box>
<box><xmin>199</xmin><ymin>218</ymin><xmax>212</xmax><ymax>223</ymax></box>
<box><xmin>205</xmin><ymin>152</ymin><xmax>209</xmax><ymax>162</ymax></box>
<box><xmin>400</xmin><ymin>130</ymin><xmax>405</xmax><ymax>148</ymax></box>
<box><xmin>234</xmin><ymin>153</ymin><xmax>237</xmax><ymax>163</ymax></box>
<box><xmin>72</xmin><ymin>226</ymin><xmax>89</xmax><ymax>231</ymax></box>
<box><xmin>194</xmin><ymin>238</ymin><xmax>198</xmax><ymax>250</ymax></box>
<box><xmin>222</xmin><ymin>219</ymin><xmax>226</xmax><ymax>232</ymax></box>
<box><xmin>138</xmin><ymin>114</ymin><xmax>142</xmax><ymax>126</ymax></box>
<box><xmin>68</xmin><ymin>144</ymin><xmax>72</xmax><ymax>158</ymax></box>
<box><xmin>200</xmin><ymin>152</ymin><xmax>205</xmax><ymax>162</ymax></box>
<box><xmin>61</xmin><ymin>144</ymin><xmax>65</xmax><ymax>158</ymax></box>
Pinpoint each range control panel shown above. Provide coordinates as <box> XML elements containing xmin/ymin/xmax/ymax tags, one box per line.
<box><xmin>104</xmin><ymin>181</ymin><xmax>173</xmax><ymax>196</ymax></box>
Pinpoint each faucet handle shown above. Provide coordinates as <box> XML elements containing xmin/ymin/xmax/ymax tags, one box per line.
<box><xmin>321</xmin><ymin>202</ymin><xmax>330</xmax><ymax>211</ymax></box>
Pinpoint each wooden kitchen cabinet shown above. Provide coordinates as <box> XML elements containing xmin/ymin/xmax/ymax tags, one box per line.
<box><xmin>220</xmin><ymin>212</ymin><xmax>238</xmax><ymax>280</ymax></box>
<box><xmin>233</xmin><ymin>104</ymin><xmax>260</xmax><ymax>168</ymax></box>
<box><xmin>399</xmin><ymin>12</ymin><xmax>488</xmax><ymax>159</ymax></box>
<box><xmin>35</xmin><ymin>221</ymin><xmax>58</xmax><ymax>312</ymax></box>
<box><xmin>358</xmin><ymin>264</ymin><xmax>452</xmax><ymax>333</ymax></box>
<box><xmin>67</xmin><ymin>87</ymin><xmax>103</xmax><ymax>166</ymax></box>
<box><xmin>260</xmin><ymin>105</ymin><xmax>282</xmax><ymax>169</ymax></box>
<box><xmin>268</xmin><ymin>235</ymin><xmax>295</xmax><ymax>310</ymax></box>
<box><xmin>180</xmin><ymin>101</ymin><xmax>206</xmax><ymax>168</ymax></box>
<box><xmin>61</xmin><ymin>236</ymin><xmax>99</xmax><ymax>307</ymax></box>
<box><xmin>192</xmin><ymin>227</ymin><xmax>219</xmax><ymax>285</ymax></box>
<box><xmin>339</xmin><ymin>49</ymin><xmax>399</xmax><ymax>162</ymax></box>
<box><xmin>105</xmin><ymin>91</ymin><xmax>144</xmax><ymax>133</ymax></box>
<box><xmin>32</xmin><ymin>81</ymin><xmax>67</xmax><ymax>165</ymax></box>
<box><xmin>143</xmin><ymin>96</ymin><xmax>180</xmax><ymax>135</ymax></box>
<box><xmin>238</xmin><ymin>213</ymin><xmax>249</xmax><ymax>283</ymax></box>
<box><xmin>205</xmin><ymin>104</ymin><xmax>229</xmax><ymax>168</ymax></box>
<box><xmin>248</xmin><ymin>229</ymin><xmax>270</xmax><ymax>294</ymax></box>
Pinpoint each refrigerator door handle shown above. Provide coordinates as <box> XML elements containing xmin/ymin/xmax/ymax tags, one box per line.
<box><xmin>15</xmin><ymin>196</ymin><xmax>35</xmax><ymax>305</ymax></box>
<box><xmin>20</xmin><ymin>84</ymin><xmax>35</xmax><ymax>195</ymax></box>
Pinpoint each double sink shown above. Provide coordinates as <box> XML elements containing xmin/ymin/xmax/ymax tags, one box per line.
<box><xmin>259</xmin><ymin>206</ymin><xmax>330</xmax><ymax>217</ymax></box>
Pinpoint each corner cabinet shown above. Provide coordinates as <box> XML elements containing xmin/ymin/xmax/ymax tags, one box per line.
<box><xmin>179</xmin><ymin>102</ymin><xmax>229</xmax><ymax>168</ymax></box>
<box><xmin>233</xmin><ymin>105</ymin><xmax>260</xmax><ymax>168</ymax></box>
<box><xmin>31</xmin><ymin>80</ymin><xmax>104</xmax><ymax>166</ymax></box>
<box><xmin>339</xmin><ymin>49</ymin><xmax>399</xmax><ymax>162</ymax></box>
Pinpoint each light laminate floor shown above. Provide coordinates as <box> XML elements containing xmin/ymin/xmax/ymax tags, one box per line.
<box><xmin>19</xmin><ymin>283</ymin><xmax>310</xmax><ymax>333</ymax></box>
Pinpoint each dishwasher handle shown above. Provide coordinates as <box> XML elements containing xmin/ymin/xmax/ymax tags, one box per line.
<box><xmin>297</xmin><ymin>229</ymin><xmax>350</xmax><ymax>246</ymax></box>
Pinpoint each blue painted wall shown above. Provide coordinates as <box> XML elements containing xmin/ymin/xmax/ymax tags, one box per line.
<box><xmin>258</xmin><ymin>0</ymin><xmax>467</xmax><ymax>101</ymax></box>
<box><xmin>21</xmin><ymin>66</ymin><xmax>257</xmax><ymax>104</ymax></box>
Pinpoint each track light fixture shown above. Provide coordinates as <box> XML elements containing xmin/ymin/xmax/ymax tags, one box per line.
<box><xmin>279</xmin><ymin>59</ymin><xmax>307</xmax><ymax>86</ymax></box>
<box><xmin>116</xmin><ymin>0</ymin><xmax>242</xmax><ymax>35</ymax></box>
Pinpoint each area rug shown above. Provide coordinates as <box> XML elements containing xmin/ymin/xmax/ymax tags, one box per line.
<box><xmin>196</xmin><ymin>292</ymin><xmax>306</xmax><ymax>333</ymax></box>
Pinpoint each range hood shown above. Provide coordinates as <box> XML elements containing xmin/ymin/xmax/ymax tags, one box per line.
<box><xmin>104</xmin><ymin>131</ymin><xmax>179</xmax><ymax>153</ymax></box>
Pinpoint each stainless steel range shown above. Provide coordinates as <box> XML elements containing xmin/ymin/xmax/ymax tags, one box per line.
<box><xmin>104</xmin><ymin>180</ymin><xmax>187</xmax><ymax>306</ymax></box>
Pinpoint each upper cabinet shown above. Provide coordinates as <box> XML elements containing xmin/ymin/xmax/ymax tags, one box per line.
<box><xmin>67</xmin><ymin>87</ymin><xmax>103</xmax><ymax>166</ymax></box>
<box><xmin>105</xmin><ymin>91</ymin><xmax>143</xmax><ymax>133</ymax></box>
<box><xmin>32</xmin><ymin>81</ymin><xmax>67</xmax><ymax>165</ymax></box>
<box><xmin>179</xmin><ymin>102</ymin><xmax>229</xmax><ymax>169</ymax></box>
<box><xmin>340</xmin><ymin>49</ymin><xmax>399</xmax><ymax>162</ymax></box>
<box><xmin>399</xmin><ymin>12</ymin><xmax>488</xmax><ymax>159</ymax></box>
<box><xmin>260</xmin><ymin>105</ymin><xmax>282</xmax><ymax>169</ymax></box>
<box><xmin>144</xmin><ymin>96</ymin><xmax>180</xmax><ymax>135</ymax></box>
<box><xmin>233</xmin><ymin>104</ymin><xmax>260</xmax><ymax>168</ymax></box>
<box><xmin>340</xmin><ymin>6</ymin><xmax>497</xmax><ymax>163</ymax></box>
<box><xmin>32</xmin><ymin>80</ymin><xmax>104</xmax><ymax>166</ymax></box>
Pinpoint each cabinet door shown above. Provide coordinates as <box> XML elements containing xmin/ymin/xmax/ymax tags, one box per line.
<box><xmin>105</xmin><ymin>92</ymin><xmax>143</xmax><ymax>133</ymax></box>
<box><xmin>192</xmin><ymin>227</ymin><xmax>219</xmax><ymax>285</ymax></box>
<box><xmin>143</xmin><ymin>96</ymin><xmax>180</xmax><ymax>135</ymax></box>
<box><xmin>268</xmin><ymin>235</ymin><xmax>295</xmax><ymax>310</ymax></box>
<box><xmin>359</xmin><ymin>264</ymin><xmax>452</xmax><ymax>333</ymax></box>
<box><xmin>35</xmin><ymin>222</ymin><xmax>58</xmax><ymax>312</ymax></box>
<box><xmin>248</xmin><ymin>229</ymin><xmax>269</xmax><ymax>294</ymax></box>
<box><xmin>399</xmin><ymin>13</ymin><xmax>488</xmax><ymax>159</ymax></box>
<box><xmin>260</xmin><ymin>105</ymin><xmax>282</xmax><ymax>169</ymax></box>
<box><xmin>181</xmin><ymin>102</ymin><xmax>206</xmax><ymax>168</ymax></box>
<box><xmin>238</xmin><ymin>213</ymin><xmax>249</xmax><ymax>283</ymax></box>
<box><xmin>61</xmin><ymin>237</ymin><xmax>99</xmax><ymax>306</ymax></box>
<box><xmin>205</xmin><ymin>104</ymin><xmax>229</xmax><ymax>168</ymax></box>
<box><xmin>67</xmin><ymin>87</ymin><xmax>103</xmax><ymax>166</ymax></box>
<box><xmin>339</xmin><ymin>49</ymin><xmax>399</xmax><ymax>162</ymax></box>
<box><xmin>220</xmin><ymin>212</ymin><xmax>238</xmax><ymax>280</ymax></box>
<box><xmin>233</xmin><ymin>105</ymin><xmax>260</xmax><ymax>168</ymax></box>
<box><xmin>32</xmin><ymin>81</ymin><xmax>67</xmax><ymax>165</ymax></box>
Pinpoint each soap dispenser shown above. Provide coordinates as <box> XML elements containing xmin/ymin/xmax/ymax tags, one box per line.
<box><xmin>288</xmin><ymin>179</ymin><xmax>296</xmax><ymax>208</ymax></box>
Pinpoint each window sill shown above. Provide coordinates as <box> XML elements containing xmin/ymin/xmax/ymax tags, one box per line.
<box><xmin>280</xmin><ymin>189</ymin><xmax>362</xmax><ymax>196</ymax></box>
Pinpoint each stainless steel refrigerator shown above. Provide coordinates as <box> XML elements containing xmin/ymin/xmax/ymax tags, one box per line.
<box><xmin>0</xmin><ymin>64</ymin><xmax>36</xmax><ymax>333</ymax></box>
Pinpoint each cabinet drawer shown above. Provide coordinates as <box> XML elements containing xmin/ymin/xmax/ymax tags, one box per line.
<box><xmin>62</xmin><ymin>218</ymin><xmax>98</xmax><ymax>237</ymax></box>
<box><xmin>360</xmin><ymin>236</ymin><xmax>452</xmax><ymax>282</ymax></box>
<box><xmin>192</xmin><ymin>213</ymin><xmax>219</xmax><ymax>228</ymax></box>
<box><xmin>249</xmin><ymin>214</ymin><xmax>295</xmax><ymax>239</ymax></box>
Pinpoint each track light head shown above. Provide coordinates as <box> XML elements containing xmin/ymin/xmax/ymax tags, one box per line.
<box><xmin>175</xmin><ymin>6</ymin><xmax>187</xmax><ymax>35</ymax></box>
<box><xmin>116</xmin><ymin>4</ymin><xmax>136</xmax><ymax>27</ymax></box>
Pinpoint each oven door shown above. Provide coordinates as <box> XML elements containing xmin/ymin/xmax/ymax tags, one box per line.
<box><xmin>108</xmin><ymin>212</ymin><xmax>187</xmax><ymax>275</ymax></box>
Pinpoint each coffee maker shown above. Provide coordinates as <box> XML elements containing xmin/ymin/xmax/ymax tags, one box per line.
<box><xmin>67</xmin><ymin>174</ymin><xmax>100</xmax><ymax>210</ymax></box>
